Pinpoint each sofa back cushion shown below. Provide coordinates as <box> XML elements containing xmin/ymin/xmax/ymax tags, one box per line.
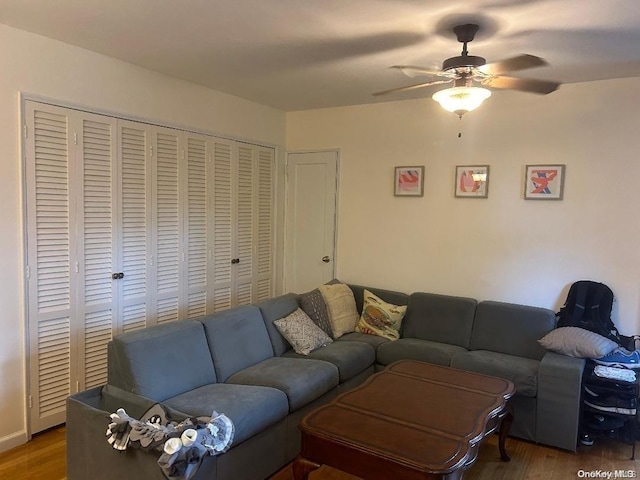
<box><xmin>201</xmin><ymin>305</ymin><xmax>274</xmax><ymax>382</ymax></box>
<box><xmin>469</xmin><ymin>301</ymin><xmax>556</xmax><ymax>360</ymax></box>
<box><xmin>402</xmin><ymin>292</ymin><xmax>477</xmax><ymax>348</ymax></box>
<box><xmin>107</xmin><ymin>320</ymin><xmax>217</xmax><ymax>402</ymax></box>
<box><xmin>256</xmin><ymin>293</ymin><xmax>300</xmax><ymax>356</ymax></box>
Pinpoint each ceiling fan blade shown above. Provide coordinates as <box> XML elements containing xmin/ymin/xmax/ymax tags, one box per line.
<box><xmin>482</xmin><ymin>75</ymin><xmax>560</xmax><ymax>94</ymax></box>
<box><xmin>479</xmin><ymin>54</ymin><xmax>548</xmax><ymax>76</ymax></box>
<box><xmin>390</xmin><ymin>65</ymin><xmax>452</xmax><ymax>78</ymax></box>
<box><xmin>372</xmin><ymin>79</ymin><xmax>452</xmax><ymax>97</ymax></box>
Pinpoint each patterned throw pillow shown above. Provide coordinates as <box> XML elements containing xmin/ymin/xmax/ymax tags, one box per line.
<box><xmin>274</xmin><ymin>308</ymin><xmax>333</xmax><ymax>355</ymax></box>
<box><xmin>355</xmin><ymin>289</ymin><xmax>407</xmax><ymax>340</ymax></box>
<box><xmin>299</xmin><ymin>289</ymin><xmax>334</xmax><ymax>338</ymax></box>
<box><xmin>318</xmin><ymin>283</ymin><xmax>359</xmax><ymax>339</ymax></box>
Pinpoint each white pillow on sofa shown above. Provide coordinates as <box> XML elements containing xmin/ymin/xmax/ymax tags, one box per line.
<box><xmin>318</xmin><ymin>283</ymin><xmax>359</xmax><ymax>338</ymax></box>
<box><xmin>538</xmin><ymin>327</ymin><xmax>618</xmax><ymax>358</ymax></box>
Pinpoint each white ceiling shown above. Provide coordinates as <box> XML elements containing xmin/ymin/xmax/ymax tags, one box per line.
<box><xmin>1</xmin><ymin>0</ymin><xmax>639</xmax><ymax>111</ymax></box>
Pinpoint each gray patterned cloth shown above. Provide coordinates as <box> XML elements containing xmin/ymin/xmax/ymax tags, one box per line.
<box><xmin>106</xmin><ymin>405</ymin><xmax>234</xmax><ymax>480</ymax></box>
<box><xmin>299</xmin><ymin>289</ymin><xmax>334</xmax><ymax>338</ymax></box>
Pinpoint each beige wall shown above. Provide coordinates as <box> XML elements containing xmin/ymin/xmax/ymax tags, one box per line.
<box><xmin>0</xmin><ymin>24</ymin><xmax>286</xmax><ymax>451</ymax></box>
<box><xmin>287</xmin><ymin>78</ymin><xmax>640</xmax><ymax>337</ymax></box>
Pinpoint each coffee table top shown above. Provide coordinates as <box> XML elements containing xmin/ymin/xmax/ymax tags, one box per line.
<box><xmin>300</xmin><ymin>360</ymin><xmax>514</xmax><ymax>475</ymax></box>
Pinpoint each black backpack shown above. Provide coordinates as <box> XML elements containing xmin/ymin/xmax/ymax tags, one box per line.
<box><xmin>556</xmin><ymin>280</ymin><xmax>622</xmax><ymax>345</ymax></box>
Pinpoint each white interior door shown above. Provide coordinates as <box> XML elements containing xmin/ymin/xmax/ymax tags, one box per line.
<box><xmin>284</xmin><ymin>150</ymin><xmax>338</xmax><ymax>293</ymax></box>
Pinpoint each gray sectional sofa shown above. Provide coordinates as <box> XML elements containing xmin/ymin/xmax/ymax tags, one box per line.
<box><xmin>66</xmin><ymin>284</ymin><xmax>586</xmax><ymax>480</ymax></box>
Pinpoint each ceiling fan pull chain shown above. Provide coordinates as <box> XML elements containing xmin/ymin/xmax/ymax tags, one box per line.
<box><xmin>458</xmin><ymin>116</ymin><xmax>463</xmax><ymax>138</ymax></box>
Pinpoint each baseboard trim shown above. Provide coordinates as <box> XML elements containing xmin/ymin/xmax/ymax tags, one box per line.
<box><xmin>0</xmin><ymin>430</ymin><xmax>29</xmax><ymax>453</ymax></box>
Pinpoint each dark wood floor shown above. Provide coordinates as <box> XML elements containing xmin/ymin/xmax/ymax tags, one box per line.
<box><xmin>0</xmin><ymin>425</ymin><xmax>638</xmax><ymax>479</ymax></box>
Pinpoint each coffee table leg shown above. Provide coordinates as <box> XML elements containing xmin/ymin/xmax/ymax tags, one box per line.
<box><xmin>498</xmin><ymin>405</ymin><xmax>514</xmax><ymax>462</ymax></box>
<box><xmin>292</xmin><ymin>455</ymin><xmax>321</xmax><ymax>480</ymax></box>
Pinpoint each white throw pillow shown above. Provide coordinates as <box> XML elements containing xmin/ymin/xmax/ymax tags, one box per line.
<box><xmin>319</xmin><ymin>283</ymin><xmax>359</xmax><ymax>338</ymax></box>
<box><xmin>538</xmin><ymin>327</ymin><xmax>619</xmax><ymax>358</ymax></box>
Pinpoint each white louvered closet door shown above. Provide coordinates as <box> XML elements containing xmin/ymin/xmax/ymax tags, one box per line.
<box><xmin>153</xmin><ymin>127</ymin><xmax>182</xmax><ymax>324</ymax></box>
<box><xmin>184</xmin><ymin>134</ymin><xmax>210</xmax><ymax>318</ymax></box>
<box><xmin>256</xmin><ymin>147</ymin><xmax>274</xmax><ymax>302</ymax></box>
<box><xmin>235</xmin><ymin>145</ymin><xmax>255</xmax><ymax>306</ymax></box>
<box><xmin>76</xmin><ymin>113</ymin><xmax>118</xmax><ymax>391</ymax></box>
<box><xmin>211</xmin><ymin>140</ymin><xmax>274</xmax><ymax>310</ymax></box>
<box><xmin>25</xmin><ymin>103</ymin><xmax>118</xmax><ymax>432</ymax></box>
<box><xmin>24</xmin><ymin>100</ymin><xmax>275</xmax><ymax>434</ymax></box>
<box><xmin>25</xmin><ymin>103</ymin><xmax>75</xmax><ymax>433</ymax></box>
<box><xmin>117</xmin><ymin>120</ymin><xmax>153</xmax><ymax>332</ymax></box>
<box><xmin>211</xmin><ymin>139</ymin><xmax>234</xmax><ymax>311</ymax></box>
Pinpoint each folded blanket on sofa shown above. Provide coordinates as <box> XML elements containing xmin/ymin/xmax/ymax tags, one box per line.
<box><xmin>106</xmin><ymin>403</ymin><xmax>234</xmax><ymax>480</ymax></box>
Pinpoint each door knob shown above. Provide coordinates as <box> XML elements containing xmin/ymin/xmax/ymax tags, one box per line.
<box><xmin>322</xmin><ymin>256</ymin><xmax>331</xmax><ymax>263</ymax></box>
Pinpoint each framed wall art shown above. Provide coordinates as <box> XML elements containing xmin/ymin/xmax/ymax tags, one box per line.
<box><xmin>524</xmin><ymin>164</ymin><xmax>565</xmax><ymax>200</ymax></box>
<box><xmin>455</xmin><ymin>165</ymin><xmax>489</xmax><ymax>198</ymax></box>
<box><xmin>394</xmin><ymin>166</ymin><xmax>424</xmax><ymax>197</ymax></box>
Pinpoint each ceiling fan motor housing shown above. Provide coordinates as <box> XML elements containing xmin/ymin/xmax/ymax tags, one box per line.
<box><xmin>442</xmin><ymin>55</ymin><xmax>486</xmax><ymax>72</ymax></box>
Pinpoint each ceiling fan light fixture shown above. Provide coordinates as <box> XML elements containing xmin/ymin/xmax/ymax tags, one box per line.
<box><xmin>432</xmin><ymin>86</ymin><xmax>491</xmax><ymax>117</ymax></box>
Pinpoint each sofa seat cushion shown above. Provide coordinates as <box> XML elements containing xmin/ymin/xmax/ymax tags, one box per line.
<box><xmin>337</xmin><ymin>332</ymin><xmax>390</xmax><ymax>350</ymax></box>
<box><xmin>450</xmin><ymin>350</ymin><xmax>539</xmax><ymax>397</ymax></box>
<box><xmin>162</xmin><ymin>383</ymin><xmax>289</xmax><ymax>444</ymax></box>
<box><xmin>376</xmin><ymin>338</ymin><xmax>467</xmax><ymax>367</ymax></box>
<box><xmin>282</xmin><ymin>341</ymin><xmax>375</xmax><ymax>383</ymax></box>
<box><xmin>226</xmin><ymin>357</ymin><xmax>338</xmax><ymax>412</ymax></box>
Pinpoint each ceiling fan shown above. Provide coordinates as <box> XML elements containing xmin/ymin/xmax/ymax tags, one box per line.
<box><xmin>373</xmin><ymin>23</ymin><xmax>561</xmax><ymax>117</ymax></box>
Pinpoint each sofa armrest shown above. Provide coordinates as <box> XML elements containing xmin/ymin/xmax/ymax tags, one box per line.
<box><xmin>66</xmin><ymin>386</ymin><xmax>215</xmax><ymax>480</ymax></box>
<box><xmin>67</xmin><ymin>387</ymin><xmax>170</xmax><ymax>480</ymax></box>
<box><xmin>536</xmin><ymin>352</ymin><xmax>586</xmax><ymax>451</ymax></box>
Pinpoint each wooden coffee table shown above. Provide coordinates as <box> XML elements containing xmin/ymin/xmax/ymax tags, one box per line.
<box><xmin>293</xmin><ymin>360</ymin><xmax>515</xmax><ymax>480</ymax></box>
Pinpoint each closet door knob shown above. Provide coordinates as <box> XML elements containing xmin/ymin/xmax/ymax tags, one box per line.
<box><xmin>322</xmin><ymin>256</ymin><xmax>331</xmax><ymax>263</ymax></box>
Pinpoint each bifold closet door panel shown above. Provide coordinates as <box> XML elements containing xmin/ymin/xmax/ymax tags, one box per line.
<box><xmin>184</xmin><ymin>135</ymin><xmax>210</xmax><ymax>319</ymax></box>
<box><xmin>211</xmin><ymin>138</ymin><xmax>235</xmax><ymax>312</ymax></box>
<box><xmin>153</xmin><ymin>127</ymin><xmax>181</xmax><ymax>325</ymax></box>
<box><xmin>25</xmin><ymin>105</ymin><xmax>119</xmax><ymax>432</ymax></box>
<box><xmin>116</xmin><ymin>123</ymin><xmax>189</xmax><ymax>330</ymax></box>
<box><xmin>235</xmin><ymin>145</ymin><xmax>255</xmax><ymax>306</ymax></box>
<box><xmin>25</xmin><ymin>102</ymin><xmax>75</xmax><ymax>433</ymax></box>
<box><xmin>76</xmin><ymin>113</ymin><xmax>119</xmax><ymax>391</ymax></box>
<box><xmin>210</xmin><ymin>140</ymin><xmax>274</xmax><ymax>311</ymax></box>
<box><xmin>256</xmin><ymin>147</ymin><xmax>274</xmax><ymax>302</ymax></box>
<box><xmin>117</xmin><ymin>120</ymin><xmax>154</xmax><ymax>332</ymax></box>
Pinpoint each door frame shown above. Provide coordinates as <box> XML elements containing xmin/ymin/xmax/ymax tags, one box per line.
<box><xmin>283</xmin><ymin>149</ymin><xmax>340</xmax><ymax>293</ymax></box>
